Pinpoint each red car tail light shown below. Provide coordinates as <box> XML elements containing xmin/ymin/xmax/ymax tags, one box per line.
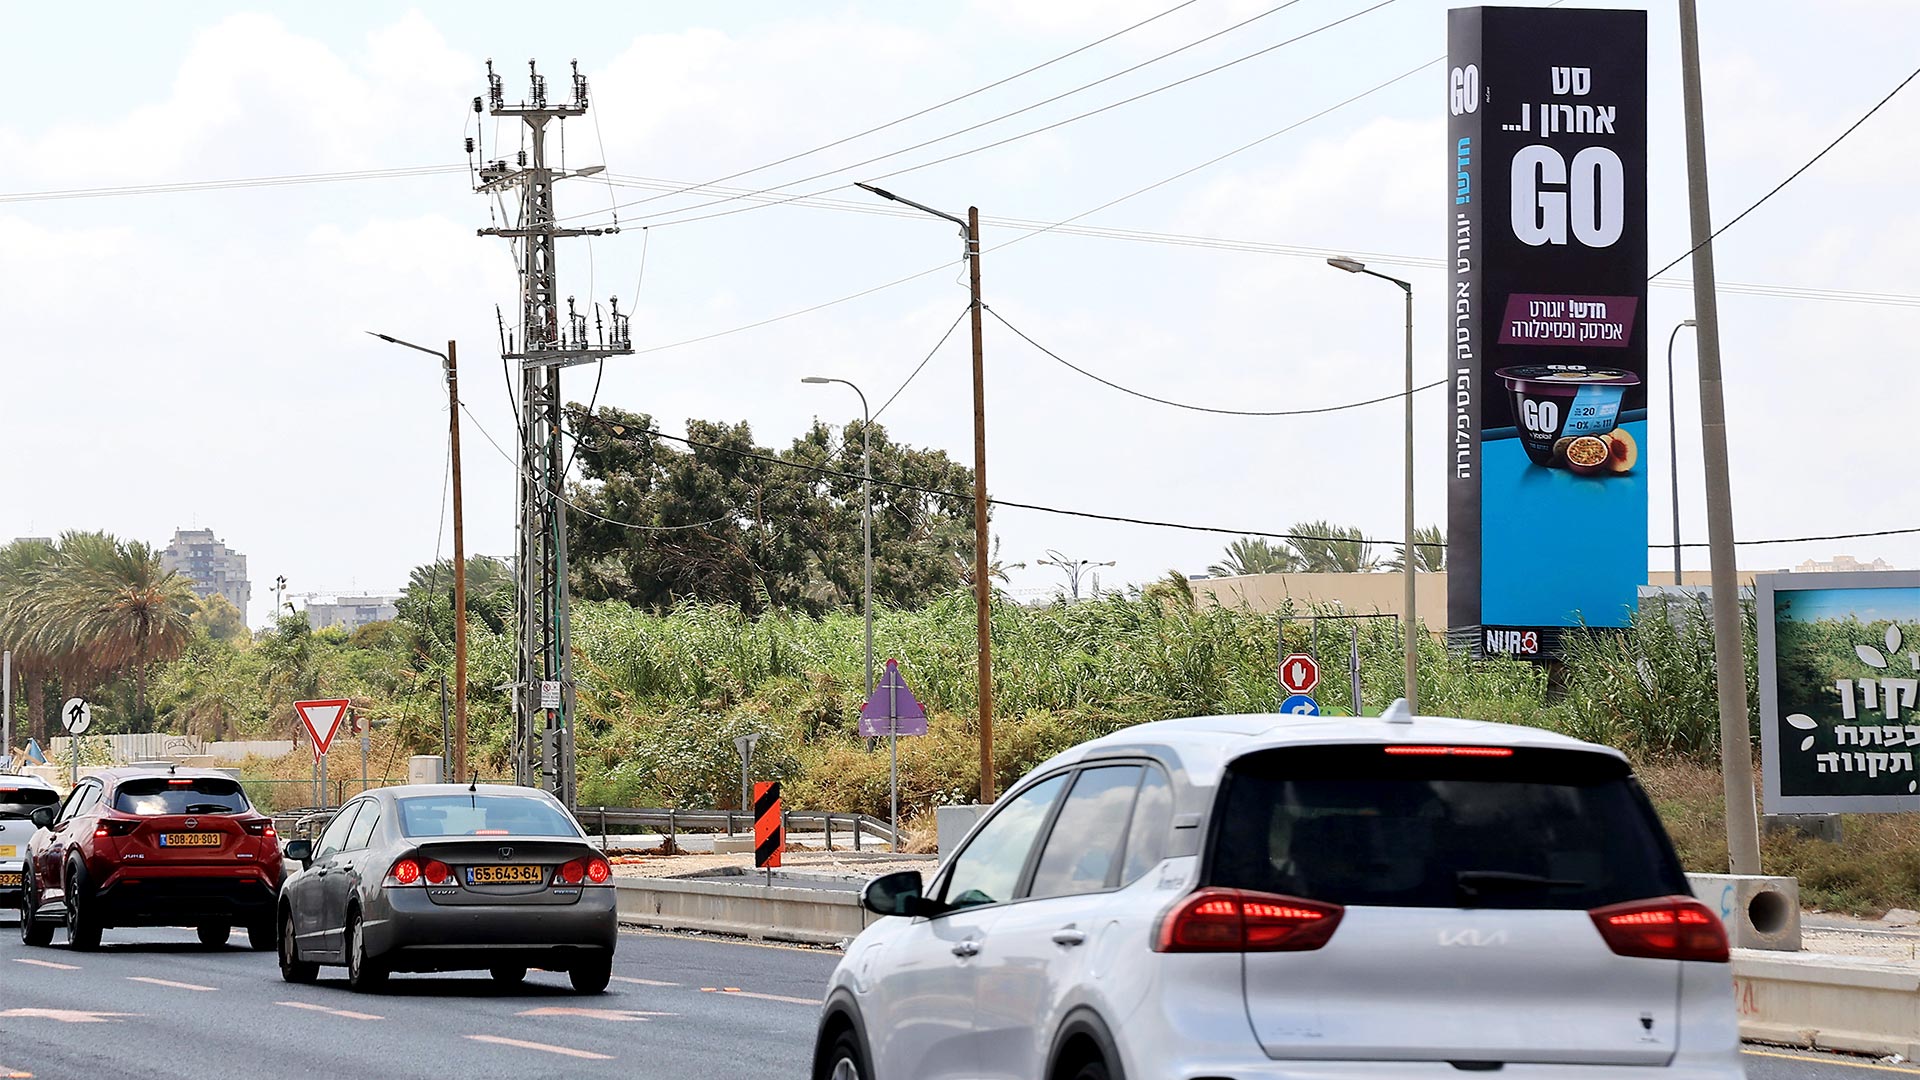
<box><xmin>95</xmin><ymin>818</ymin><xmax>140</xmax><ymax>838</ymax></box>
<box><xmin>386</xmin><ymin>858</ymin><xmax>422</xmax><ymax>886</ymax></box>
<box><xmin>585</xmin><ymin>857</ymin><xmax>611</xmax><ymax>885</ymax></box>
<box><xmin>1383</xmin><ymin>745</ymin><xmax>1515</xmax><ymax>757</ymax></box>
<box><xmin>1155</xmin><ymin>888</ymin><xmax>1343</xmax><ymax>953</ymax></box>
<box><xmin>242</xmin><ymin>820</ymin><xmax>276</xmax><ymax>838</ymax></box>
<box><xmin>422</xmin><ymin>860</ymin><xmax>452</xmax><ymax>885</ymax></box>
<box><xmin>1589</xmin><ymin>896</ymin><xmax>1729</xmax><ymax>963</ymax></box>
<box><xmin>554</xmin><ymin>859</ymin><xmax>586</xmax><ymax>886</ymax></box>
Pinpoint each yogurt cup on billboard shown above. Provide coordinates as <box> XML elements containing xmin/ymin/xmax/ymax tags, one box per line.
<box><xmin>1496</xmin><ymin>365</ymin><xmax>1640</xmax><ymax>468</ymax></box>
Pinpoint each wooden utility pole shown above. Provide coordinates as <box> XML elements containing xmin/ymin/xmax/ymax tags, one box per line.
<box><xmin>447</xmin><ymin>340</ymin><xmax>469</xmax><ymax>782</ymax></box>
<box><xmin>967</xmin><ymin>206</ymin><xmax>994</xmax><ymax>805</ymax></box>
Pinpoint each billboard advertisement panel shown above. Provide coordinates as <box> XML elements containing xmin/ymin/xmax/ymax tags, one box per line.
<box><xmin>1446</xmin><ymin>7</ymin><xmax>1649</xmax><ymax>660</ymax></box>
<box><xmin>1758</xmin><ymin>571</ymin><xmax>1920</xmax><ymax>814</ymax></box>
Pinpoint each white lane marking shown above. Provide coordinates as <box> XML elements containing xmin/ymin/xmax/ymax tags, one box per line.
<box><xmin>12</xmin><ymin>958</ymin><xmax>79</xmax><ymax>971</ymax></box>
<box><xmin>0</xmin><ymin>1008</ymin><xmax>140</xmax><ymax>1024</ymax></box>
<box><xmin>277</xmin><ymin>1001</ymin><xmax>383</xmax><ymax>1021</ymax></box>
<box><xmin>126</xmin><ymin>976</ymin><xmax>216</xmax><ymax>992</ymax></box>
<box><xmin>700</xmin><ymin>987</ymin><xmax>820</xmax><ymax>1006</ymax></box>
<box><xmin>465</xmin><ymin>1035</ymin><xmax>614</xmax><ymax>1060</ymax></box>
<box><xmin>610</xmin><ymin>975</ymin><xmax>679</xmax><ymax>986</ymax></box>
<box><xmin>518</xmin><ymin>1007</ymin><xmax>673</xmax><ymax>1022</ymax></box>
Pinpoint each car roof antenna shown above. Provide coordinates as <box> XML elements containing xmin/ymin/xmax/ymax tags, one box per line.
<box><xmin>469</xmin><ymin>770</ymin><xmax>479</xmax><ymax>793</ymax></box>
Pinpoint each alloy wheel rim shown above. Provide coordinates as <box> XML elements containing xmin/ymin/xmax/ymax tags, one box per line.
<box><xmin>349</xmin><ymin>918</ymin><xmax>363</xmax><ymax>979</ymax></box>
<box><xmin>830</xmin><ymin>1056</ymin><xmax>860</xmax><ymax>1080</ymax></box>
<box><xmin>281</xmin><ymin>918</ymin><xmax>296</xmax><ymax>969</ymax></box>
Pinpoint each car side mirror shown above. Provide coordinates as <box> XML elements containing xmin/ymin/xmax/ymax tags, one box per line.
<box><xmin>284</xmin><ymin>839</ymin><xmax>313</xmax><ymax>866</ymax></box>
<box><xmin>29</xmin><ymin>806</ymin><xmax>55</xmax><ymax>829</ymax></box>
<box><xmin>863</xmin><ymin>870</ymin><xmax>943</xmax><ymax>918</ymax></box>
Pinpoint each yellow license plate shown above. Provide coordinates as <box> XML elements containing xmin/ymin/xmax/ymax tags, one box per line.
<box><xmin>0</xmin><ymin>872</ymin><xmax>21</xmax><ymax>887</ymax></box>
<box><xmin>466</xmin><ymin>864</ymin><xmax>545</xmax><ymax>885</ymax></box>
<box><xmin>161</xmin><ymin>832</ymin><xmax>222</xmax><ymax>848</ymax></box>
<box><xmin>0</xmin><ymin>845</ymin><xmax>15</xmax><ymax>857</ymax></box>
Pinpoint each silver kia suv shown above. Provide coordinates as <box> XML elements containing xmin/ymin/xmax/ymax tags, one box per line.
<box><xmin>812</xmin><ymin>702</ymin><xmax>1739</xmax><ymax>1080</ymax></box>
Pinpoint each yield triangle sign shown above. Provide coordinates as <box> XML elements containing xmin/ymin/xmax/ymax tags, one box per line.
<box><xmin>859</xmin><ymin>659</ymin><xmax>927</xmax><ymax>738</ymax></box>
<box><xmin>295</xmin><ymin>699</ymin><xmax>351</xmax><ymax>761</ymax></box>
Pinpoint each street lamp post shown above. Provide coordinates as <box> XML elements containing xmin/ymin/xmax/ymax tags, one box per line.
<box><xmin>367</xmin><ymin>331</ymin><xmax>469</xmax><ymax>782</ymax></box>
<box><xmin>802</xmin><ymin>377</ymin><xmax>874</xmax><ymax>696</ymax></box>
<box><xmin>1038</xmin><ymin>550</ymin><xmax>1116</xmax><ymax>602</ymax></box>
<box><xmin>1327</xmin><ymin>257</ymin><xmax>1418</xmax><ymax>713</ymax></box>
<box><xmin>1667</xmin><ymin>320</ymin><xmax>1697</xmax><ymax>586</ymax></box>
<box><xmin>856</xmin><ymin>181</ymin><xmax>997</xmax><ymax>804</ymax></box>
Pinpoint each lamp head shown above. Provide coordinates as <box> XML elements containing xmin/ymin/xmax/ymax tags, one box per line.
<box><xmin>1327</xmin><ymin>257</ymin><xmax>1366</xmax><ymax>274</ymax></box>
<box><xmin>801</xmin><ymin>376</ymin><xmax>830</xmax><ymax>384</ymax></box>
<box><xmin>1682</xmin><ymin>318</ymin><xmax>1698</xmax><ymax>327</ymax></box>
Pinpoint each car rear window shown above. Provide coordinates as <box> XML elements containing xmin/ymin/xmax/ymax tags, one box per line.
<box><xmin>397</xmin><ymin>794</ymin><xmax>580</xmax><ymax>838</ymax></box>
<box><xmin>1208</xmin><ymin>744</ymin><xmax>1689</xmax><ymax>910</ymax></box>
<box><xmin>113</xmin><ymin>777</ymin><xmax>251</xmax><ymax>816</ymax></box>
<box><xmin>1</xmin><ymin>785</ymin><xmax>61</xmax><ymax>817</ymax></box>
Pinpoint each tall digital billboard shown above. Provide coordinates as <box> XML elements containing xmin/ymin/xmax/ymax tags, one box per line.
<box><xmin>1446</xmin><ymin>7</ymin><xmax>1649</xmax><ymax>660</ymax></box>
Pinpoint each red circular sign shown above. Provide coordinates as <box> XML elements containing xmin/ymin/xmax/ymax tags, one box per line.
<box><xmin>1279</xmin><ymin>653</ymin><xmax>1320</xmax><ymax>695</ymax></box>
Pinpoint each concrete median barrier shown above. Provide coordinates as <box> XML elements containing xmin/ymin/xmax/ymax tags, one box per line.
<box><xmin>613</xmin><ymin>876</ymin><xmax>873</xmax><ymax>946</ymax></box>
<box><xmin>1734</xmin><ymin>950</ymin><xmax>1920</xmax><ymax>1059</ymax></box>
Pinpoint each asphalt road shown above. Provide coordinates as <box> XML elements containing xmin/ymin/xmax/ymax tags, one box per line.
<box><xmin>0</xmin><ymin>916</ymin><xmax>1910</xmax><ymax>1080</ymax></box>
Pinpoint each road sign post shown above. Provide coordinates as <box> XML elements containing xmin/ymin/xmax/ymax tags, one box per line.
<box><xmin>860</xmin><ymin>659</ymin><xmax>927</xmax><ymax>852</ymax></box>
<box><xmin>60</xmin><ymin>697</ymin><xmax>91</xmax><ymax>788</ymax></box>
<box><xmin>1280</xmin><ymin>693</ymin><xmax>1321</xmax><ymax>716</ymax></box>
<box><xmin>733</xmin><ymin>733</ymin><xmax>762</xmax><ymax>837</ymax></box>
<box><xmin>295</xmin><ymin>699</ymin><xmax>350</xmax><ymax>809</ymax></box>
<box><xmin>1280</xmin><ymin>653</ymin><xmax>1321</xmax><ymax>696</ymax></box>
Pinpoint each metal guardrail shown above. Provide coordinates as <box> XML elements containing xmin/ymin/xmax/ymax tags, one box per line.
<box><xmin>268</xmin><ymin>805</ymin><xmax>898</xmax><ymax>850</ymax></box>
<box><xmin>577</xmin><ymin>807</ymin><xmax>897</xmax><ymax>851</ymax></box>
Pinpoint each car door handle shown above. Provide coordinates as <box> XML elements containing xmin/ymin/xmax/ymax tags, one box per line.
<box><xmin>1051</xmin><ymin>928</ymin><xmax>1087</xmax><ymax>947</ymax></box>
<box><xmin>951</xmin><ymin>940</ymin><xmax>981</xmax><ymax>958</ymax></box>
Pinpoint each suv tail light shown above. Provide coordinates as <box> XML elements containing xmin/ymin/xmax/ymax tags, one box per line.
<box><xmin>385</xmin><ymin>858</ymin><xmax>422</xmax><ymax>886</ymax></box>
<box><xmin>95</xmin><ymin>818</ymin><xmax>140</xmax><ymax>838</ymax></box>
<box><xmin>1155</xmin><ymin>888</ymin><xmax>1343</xmax><ymax>953</ymax></box>
<box><xmin>243</xmin><ymin>820</ymin><xmax>277</xmax><ymax>839</ymax></box>
<box><xmin>553</xmin><ymin>857</ymin><xmax>612</xmax><ymax>886</ymax></box>
<box><xmin>1589</xmin><ymin>896</ymin><xmax>1729</xmax><ymax>963</ymax></box>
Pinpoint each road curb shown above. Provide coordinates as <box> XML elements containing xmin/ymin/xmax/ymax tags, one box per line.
<box><xmin>613</xmin><ymin>876</ymin><xmax>871</xmax><ymax>947</ymax></box>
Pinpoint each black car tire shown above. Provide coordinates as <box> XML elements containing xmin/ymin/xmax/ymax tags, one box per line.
<box><xmin>19</xmin><ymin>870</ymin><xmax>54</xmax><ymax>948</ymax></box>
<box><xmin>1071</xmin><ymin>1061</ymin><xmax>1111</xmax><ymax>1080</ymax></box>
<box><xmin>64</xmin><ymin>856</ymin><xmax>101</xmax><ymax>951</ymax></box>
<box><xmin>247</xmin><ymin>919</ymin><xmax>275</xmax><ymax>952</ymax></box>
<box><xmin>345</xmin><ymin>910</ymin><xmax>387</xmax><ymax>992</ymax></box>
<box><xmin>569</xmin><ymin>956</ymin><xmax>612</xmax><ymax>994</ymax></box>
<box><xmin>279</xmin><ymin>911</ymin><xmax>318</xmax><ymax>984</ymax></box>
<box><xmin>197</xmin><ymin>923</ymin><xmax>232</xmax><ymax>948</ymax></box>
<box><xmin>490</xmin><ymin>966</ymin><xmax>529</xmax><ymax>985</ymax></box>
<box><xmin>821</xmin><ymin>1028</ymin><xmax>867</xmax><ymax>1080</ymax></box>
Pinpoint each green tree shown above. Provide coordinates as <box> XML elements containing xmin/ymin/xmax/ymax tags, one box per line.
<box><xmin>191</xmin><ymin>593</ymin><xmax>250</xmax><ymax>644</ymax></box>
<box><xmin>44</xmin><ymin>537</ymin><xmax>197</xmax><ymax>720</ymax></box>
<box><xmin>0</xmin><ymin>537</ymin><xmax>59</xmax><ymax>743</ymax></box>
<box><xmin>1208</xmin><ymin>537</ymin><xmax>1300</xmax><ymax>577</ymax></box>
<box><xmin>1383</xmin><ymin>524</ymin><xmax>1447</xmax><ymax>573</ymax></box>
<box><xmin>1285</xmin><ymin>521</ymin><xmax>1379</xmax><ymax>573</ymax></box>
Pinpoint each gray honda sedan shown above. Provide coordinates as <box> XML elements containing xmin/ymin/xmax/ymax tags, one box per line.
<box><xmin>277</xmin><ymin>783</ymin><xmax>617</xmax><ymax>993</ymax></box>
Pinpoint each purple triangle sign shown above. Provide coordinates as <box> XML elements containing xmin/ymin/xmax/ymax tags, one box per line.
<box><xmin>859</xmin><ymin>658</ymin><xmax>928</xmax><ymax>737</ymax></box>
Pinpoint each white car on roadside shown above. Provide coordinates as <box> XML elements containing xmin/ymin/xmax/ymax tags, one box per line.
<box><xmin>812</xmin><ymin>702</ymin><xmax>1741</xmax><ymax>1080</ymax></box>
<box><xmin>2</xmin><ymin>773</ymin><xmax>62</xmax><ymax>908</ymax></box>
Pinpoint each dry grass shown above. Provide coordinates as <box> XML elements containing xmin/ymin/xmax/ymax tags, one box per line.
<box><xmin>1639</xmin><ymin>758</ymin><xmax>1920</xmax><ymax>916</ymax></box>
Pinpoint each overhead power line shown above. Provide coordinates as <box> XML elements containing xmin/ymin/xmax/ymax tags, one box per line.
<box><xmin>0</xmin><ymin>164</ymin><xmax>465</xmax><ymax>203</ymax></box>
<box><xmin>1650</xmin><ymin>61</ymin><xmax>1920</xmax><ymax>279</ymax></box>
<box><xmin>602</xmin><ymin>0</ymin><xmax>1208</xmax><ymax>217</ymax></box>
<box><xmin>988</xmin><ymin>305</ymin><xmax>1445</xmax><ymax>415</ymax></box>
<box><xmin>627</xmin><ymin>0</ymin><xmax>1401</xmax><ymax>231</ymax></box>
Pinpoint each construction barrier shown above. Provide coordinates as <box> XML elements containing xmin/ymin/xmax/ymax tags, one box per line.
<box><xmin>754</xmin><ymin>781</ymin><xmax>783</xmax><ymax>868</ymax></box>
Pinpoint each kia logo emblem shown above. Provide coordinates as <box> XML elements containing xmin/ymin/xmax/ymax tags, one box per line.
<box><xmin>498</xmin><ymin>846</ymin><xmax>514</xmax><ymax>859</ymax></box>
<box><xmin>184</xmin><ymin>817</ymin><xmax>198</xmax><ymax>829</ymax></box>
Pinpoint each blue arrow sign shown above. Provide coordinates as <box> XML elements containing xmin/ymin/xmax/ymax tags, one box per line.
<box><xmin>859</xmin><ymin>659</ymin><xmax>928</xmax><ymax>737</ymax></box>
<box><xmin>1279</xmin><ymin>694</ymin><xmax>1320</xmax><ymax>716</ymax></box>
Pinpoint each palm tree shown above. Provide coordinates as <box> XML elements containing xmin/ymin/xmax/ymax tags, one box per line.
<box><xmin>1285</xmin><ymin>521</ymin><xmax>1379</xmax><ymax>573</ymax></box>
<box><xmin>1384</xmin><ymin>524</ymin><xmax>1447</xmax><ymax>573</ymax></box>
<box><xmin>43</xmin><ymin>536</ymin><xmax>197</xmax><ymax>721</ymax></box>
<box><xmin>0</xmin><ymin>538</ymin><xmax>58</xmax><ymax>744</ymax></box>
<box><xmin>1207</xmin><ymin>537</ymin><xmax>1299</xmax><ymax>577</ymax></box>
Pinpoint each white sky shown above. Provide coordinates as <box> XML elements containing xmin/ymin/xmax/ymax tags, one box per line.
<box><xmin>2</xmin><ymin>0</ymin><xmax>1916</xmax><ymax>625</ymax></box>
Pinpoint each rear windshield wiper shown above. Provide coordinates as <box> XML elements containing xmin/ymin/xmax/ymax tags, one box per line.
<box><xmin>1455</xmin><ymin>870</ymin><xmax>1584</xmax><ymax>904</ymax></box>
